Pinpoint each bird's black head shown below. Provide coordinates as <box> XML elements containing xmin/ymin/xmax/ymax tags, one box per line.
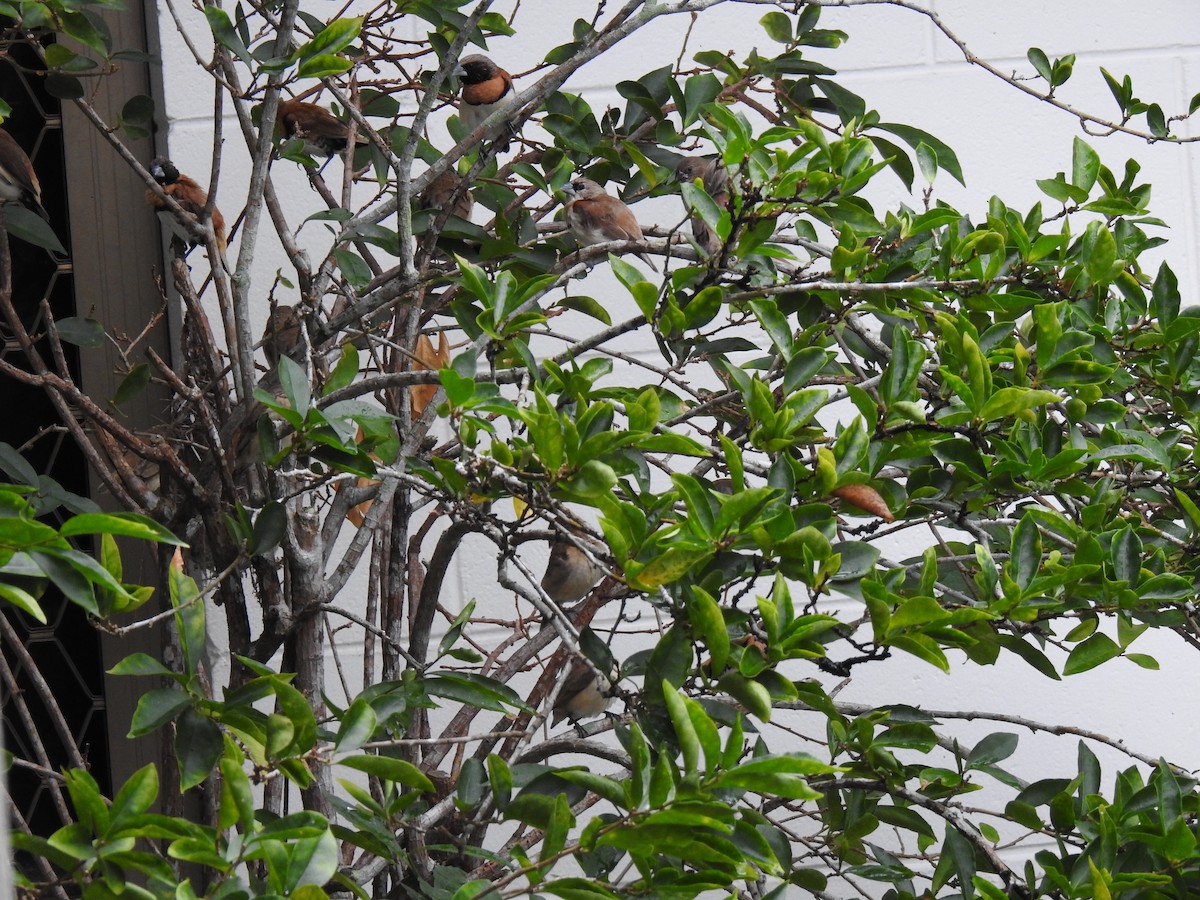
<box><xmin>150</xmin><ymin>157</ymin><xmax>179</xmax><ymax>185</ymax></box>
<box><xmin>456</xmin><ymin>54</ymin><xmax>498</xmax><ymax>85</ymax></box>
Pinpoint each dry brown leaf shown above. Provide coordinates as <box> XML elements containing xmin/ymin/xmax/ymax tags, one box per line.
<box><xmin>346</xmin><ymin>476</ymin><xmax>380</xmax><ymax>528</ymax></box>
<box><xmin>337</xmin><ymin>425</ymin><xmax>381</xmax><ymax>527</ymax></box>
<box><xmin>832</xmin><ymin>483</ymin><xmax>894</xmax><ymax>522</ymax></box>
<box><xmin>411</xmin><ymin>331</ymin><xmax>450</xmax><ymax>420</ymax></box>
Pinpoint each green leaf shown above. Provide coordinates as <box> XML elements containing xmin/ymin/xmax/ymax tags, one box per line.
<box><xmin>278</xmin><ymin>355</ymin><xmax>311</xmax><ymax>417</ymax></box>
<box><xmin>663</xmin><ymin>681</ymin><xmax>700</xmax><ymax>775</ymax></box>
<box><xmin>323</xmin><ymin>343</ymin><xmax>359</xmax><ymax>397</ymax></box>
<box><xmin>1063</xmin><ymin>633</ymin><xmax>1121</xmax><ymax>675</ymax></box>
<box><xmin>915</xmin><ymin>141</ymin><xmax>937</xmax><ymax>183</ymax></box>
<box><xmin>295</xmin><ymin>16</ymin><xmax>362</xmax><ymax>61</ymax></box>
<box><xmin>537</xmin><ymin>793</ymin><xmax>573</xmax><ymax>877</ymax></box>
<box><xmin>0</xmin><ymin>581</ymin><xmax>44</xmax><ymax>621</ymax></box>
<box><xmin>112</xmin><ymin>363</ymin><xmax>151</xmax><ymax>405</ymax></box>
<box><xmin>298</xmin><ymin>54</ymin><xmax>354</xmax><ymax>79</ymax></box>
<box><xmin>129</xmin><ymin>688</ymin><xmax>190</xmax><ymax>737</ymax></box>
<box><xmin>109</xmin><ymin>653</ymin><xmax>173</xmax><ymax>677</ymax></box>
<box><xmin>55</xmin><ymin>316</ymin><xmax>105</xmax><ymax>347</ymax></box>
<box><xmin>4</xmin><ymin>206</ymin><xmax>65</xmax><ymax>253</ymax></box>
<box><xmin>109</xmin><ymin>763</ymin><xmax>159</xmax><ymax>826</ymax></box>
<box><xmin>1071</xmin><ymin>137</ymin><xmax>1100</xmax><ymax>192</ymax></box>
<box><xmin>426</xmin><ymin>672</ymin><xmax>530</xmax><ymax>713</ymax></box>
<box><xmin>967</xmin><ymin>732</ymin><xmax>1018</xmax><ymax>769</ymax></box>
<box><xmin>559</xmin><ymin>294</ymin><xmax>611</xmax><ymax>325</ymax></box>
<box><xmin>250</xmin><ymin>501</ymin><xmax>287</xmax><ymax>556</ymax></box>
<box><xmin>750</xmin><ymin>299</ymin><xmax>794</xmax><ymax>361</ymax></box>
<box><xmin>120</xmin><ymin>94</ymin><xmax>156</xmax><ymax>138</ymax></box>
<box><xmin>340</xmin><ymin>754</ymin><xmax>435</xmax><ymax>792</ymax></box>
<box><xmin>681</xmin><ymin>73</ymin><xmax>722</xmax><ymax>126</ymax></box>
<box><xmin>60</xmin><ymin>512</ymin><xmax>183</xmax><ymax>544</ymax></box>
<box><xmin>562</xmin><ymin>459</ymin><xmax>617</xmax><ymax>499</ymax></box>
<box><xmin>1008</xmin><ymin>513</ymin><xmax>1041</xmax><ymax>590</ymax></box>
<box><xmin>1147</xmin><ymin>103</ymin><xmax>1167</xmax><ymax>137</ymax></box>
<box><xmin>978</xmin><ymin>388</ymin><xmax>1059</xmax><ymax>423</ymax></box>
<box><xmin>539</xmin><ymin>878</ymin><xmax>620</xmax><ymax>900</ymax></box>
<box><xmin>488</xmin><ymin>754</ymin><xmax>513</xmax><ymax>812</ymax></box>
<box><xmin>875</xmin><ymin>122</ymin><xmax>964</xmax><ymax>185</ymax></box>
<box><xmin>760</xmin><ymin>11</ymin><xmax>793</xmax><ymax>43</ymax></box>
<box><xmin>690</xmin><ymin>587</ymin><xmax>729</xmax><ymax>674</ymax></box>
<box><xmin>1027</xmin><ymin>47</ymin><xmax>1053</xmax><ymax>82</ymax></box>
<box><xmin>176</xmin><ymin>708</ymin><xmax>223</xmax><ymax>790</ymax></box>
<box><xmin>204</xmin><ymin>5</ymin><xmax>253</xmax><ymax>67</ymax></box>
<box><xmin>715</xmin><ymin>758</ymin><xmax>827</xmax><ymax>800</ymax></box>
<box><xmin>63</xmin><ymin>769</ymin><xmax>108</xmax><ymax>835</ymax></box>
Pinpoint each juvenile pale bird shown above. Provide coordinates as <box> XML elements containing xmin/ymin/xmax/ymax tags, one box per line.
<box><xmin>540</xmin><ymin>537</ymin><xmax>603</xmax><ymax>604</ymax></box>
<box><xmin>676</xmin><ymin>155</ymin><xmax>730</xmax><ymax>258</ymax></box>
<box><xmin>147</xmin><ymin>157</ymin><xmax>227</xmax><ymax>255</ymax></box>
<box><xmin>420</xmin><ymin>168</ymin><xmax>475</xmax><ymax>221</ymax></box>
<box><xmin>277</xmin><ymin>98</ymin><xmax>365</xmax><ymax>161</ymax></box>
<box><xmin>562</xmin><ymin>177</ymin><xmax>657</xmax><ymax>271</ymax></box>
<box><xmin>551</xmin><ymin>661</ymin><xmax>617</xmax><ymax>726</ymax></box>
<box><xmin>454</xmin><ymin>54</ymin><xmax>518</xmax><ymax>150</ymax></box>
<box><xmin>0</xmin><ymin>129</ymin><xmax>47</xmax><ymax>220</ymax></box>
<box><xmin>261</xmin><ymin>304</ymin><xmax>304</xmax><ymax>367</ymax></box>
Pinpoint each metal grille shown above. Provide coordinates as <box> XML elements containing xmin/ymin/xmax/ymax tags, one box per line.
<box><xmin>0</xmin><ymin>36</ymin><xmax>111</xmax><ymax>845</ymax></box>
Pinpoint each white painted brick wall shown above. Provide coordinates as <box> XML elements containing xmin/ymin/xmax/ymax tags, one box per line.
<box><xmin>154</xmin><ymin>1</ymin><xmax>1200</xmax><ymax>844</ymax></box>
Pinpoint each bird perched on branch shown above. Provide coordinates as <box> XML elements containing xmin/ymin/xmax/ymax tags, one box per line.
<box><xmin>419</xmin><ymin>168</ymin><xmax>475</xmax><ymax>222</ymax></box>
<box><xmin>551</xmin><ymin>660</ymin><xmax>617</xmax><ymax>726</ymax></box>
<box><xmin>277</xmin><ymin>98</ymin><xmax>365</xmax><ymax>162</ymax></box>
<box><xmin>676</xmin><ymin>155</ymin><xmax>730</xmax><ymax>258</ymax></box>
<box><xmin>0</xmin><ymin>128</ymin><xmax>47</xmax><ymax>220</ymax></box>
<box><xmin>562</xmin><ymin>177</ymin><xmax>657</xmax><ymax>271</ymax></box>
<box><xmin>146</xmin><ymin>157</ymin><xmax>227</xmax><ymax>256</ymax></box>
<box><xmin>454</xmin><ymin>54</ymin><xmax>518</xmax><ymax>150</ymax></box>
<box><xmin>540</xmin><ymin>536</ymin><xmax>604</xmax><ymax>604</ymax></box>
<box><xmin>261</xmin><ymin>304</ymin><xmax>304</xmax><ymax>367</ymax></box>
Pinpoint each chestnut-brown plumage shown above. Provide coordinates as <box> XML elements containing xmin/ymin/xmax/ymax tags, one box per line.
<box><xmin>146</xmin><ymin>157</ymin><xmax>227</xmax><ymax>255</ymax></box>
<box><xmin>0</xmin><ymin>129</ymin><xmax>47</xmax><ymax>220</ymax></box>
<box><xmin>454</xmin><ymin>54</ymin><xmax>518</xmax><ymax>149</ymax></box>
<box><xmin>562</xmin><ymin>176</ymin><xmax>657</xmax><ymax>271</ymax></box>
<box><xmin>420</xmin><ymin>168</ymin><xmax>474</xmax><ymax>221</ymax></box>
<box><xmin>540</xmin><ymin>538</ymin><xmax>603</xmax><ymax>604</ymax></box>
<box><xmin>278</xmin><ymin>99</ymin><xmax>364</xmax><ymax>160</ymax></box>
<box><xmin>676</xmin><ymin>155</ymin><xmax>730</xmax><ymax>257</ymax></box>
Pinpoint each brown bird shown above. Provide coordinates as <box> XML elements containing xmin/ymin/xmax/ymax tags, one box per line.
<box><xmin>676</xmin><ymin>155</ymin><xmax>730</xmax><ymax>257</ymax></box>
<box><xmin>0</xmin><ymin>128</ymin><xmax>47</xmax><ymax>220</ymax></box>
<box><xmin>419</xmin><ymin>168</ymin><xmax>474</xmax><ymax>221</ymax></box>
<box><xmin>277</xmin><ymin>98</ymin><xmax>365</xmax><ymax>161</ymax></box>
<box><xmin>562</xmin><ymin>177</ymin><xmax>657</xmax><ymax>271</ymax></box>
<box><xmin>541</xmin><ymin>537</ymin><xmax>604</xmax><ymax>604</ymax></box>
<box><xmin>146</xmin><ymin>157</ymin><xmax>227</xmax><ymax>255</ymax></box>
<box><xmin>261</xmin><ymin>304</ymin><xmax>304</xmax><ymax>367</ymax></box>
<box><xmin>551</xmin><ymin>660</ymin><xmax>617</xmax><ymax>726</ymax></box>
<box><xmin>454</xmin><ymin>54</ymin><xmax>518</xmax><ymax>150</ymax></box>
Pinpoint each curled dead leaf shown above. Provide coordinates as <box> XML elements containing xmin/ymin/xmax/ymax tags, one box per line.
<box><xmin>338</xmin><ymin>425</ymin><xmax>381</xmax><ymax>527</ymax></box>
<box><xmin>411</xmin><ymin>331</ymin><xmax>450</xmax><ymax>420</ymax></box>
<box><xmin>832</xmin><ymin>483</ymin><xmax>894</xmax><ymax>522</ymax></box>
<box><xmin>346</xmin><ymin>476</ymin><xmax>381</xmax><ymax>528</ymax></box>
